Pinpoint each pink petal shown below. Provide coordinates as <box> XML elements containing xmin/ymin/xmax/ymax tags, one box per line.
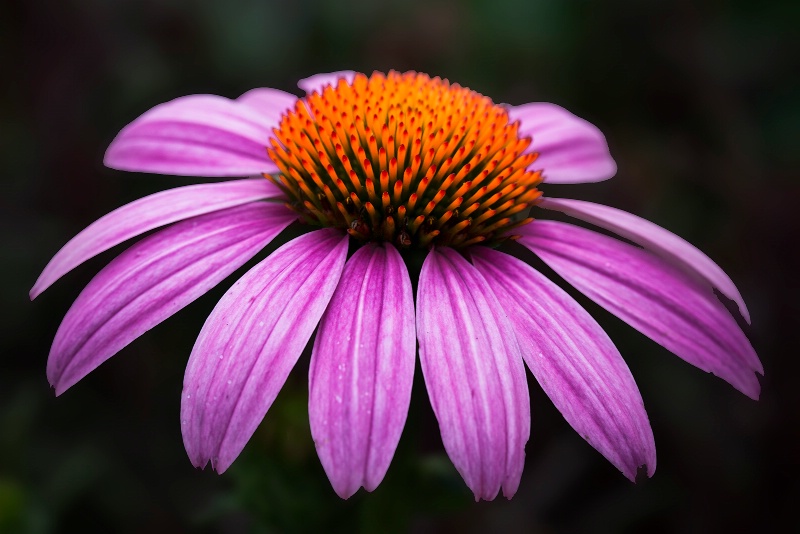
<box><xmin>104</xmin><ymin>95</ymin><xmax>282</xmax><ymax>176</ymax></box>
<box><xmin>31</xmin><ymin>179</ymin><xmax>286</xmax><ymax>299</ymax></box>
<box><xmin>236</xmin><ymin>87</ymin><xmax>297</xmax><ymax>120</ymax></box>
<box><xmin>507</xmin><ymin>103</ymin><xmax>617</xmax><ymax>184</ymax></box>
<box><xmin>47</xmin><ymin>202</ymin><xmax>295</xmax><ymax>395</ymax></box>
<box><xmin>417</xmin><ymin>248</ymin><xmax>530</xmax><ymax>501</ymax></box>
<box><xmin>181</xmin><ymin>229</ymin><xmax>349</xmax><ymax>474</ymax></box>
<box><xmin>539</xmin><ymin>197</ymin><xmax>751</xmax><ymax>323</ymax></box>
<box><xmin>309</xmin><ymin>243</ymin><xmax>416</xmax><ymax>498</ymax></box>
<box><xmin>297</xmin><ymin>71</ymin><xmax>357</xmax><ymax>95</ymax></box>
<box><xmin>520</xmin><ymin>221</ymin><xmax>763</xmax><ymax>399</ymax></box>
<box><xmin>471</xmin><ymin>248</ymin><xmax>656</xmax><ymax>480</ymax></box>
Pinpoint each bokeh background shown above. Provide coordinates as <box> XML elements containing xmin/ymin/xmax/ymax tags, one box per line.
<box><xmin>2</xmin><ymin>0</ymin><xmax>798</xmax><ymax>532</ymax></box>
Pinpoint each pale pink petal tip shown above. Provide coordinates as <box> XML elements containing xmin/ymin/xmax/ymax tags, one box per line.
<box><xmin>417</xmin><ymin>248</ymin><xmax>530</xmax><ymax>501</ymax></box>
<box><xmin>104</xmin><ymin>94</ymin><xmax>281</xmax><ymax>177</ymax></box>
<box><xmin>309</xmin><ymin>243</ymin><xmax>416</xmax><ymax>498</ymax></box>
<box><xmin>472</xmin><ymin>248</ymin><xmax>656</xmax><ymax>481</ymax></box>
<box><xmin>181</xmin><ymin>229</ymin><xmax>349</xmax><ymax>474</ymax></box>
<box><xmin>539</xmin><ymin>197</ymin><xmax>751</xmax><ymax>324</ymax></box>
<box><xmin>297</xmin><ymin>71</ymin><xmax>357</xmax><ymax>95</ymax></box>
<box><xmin>236</xmin><ymin>87</ymin><xmax>297</xmax><ymax>118</ymax></box>
<box><xmin>520</xmin><ymin>221</ymin><xmax>763</xmax><ymax>399</ymax></box>
<box><xmin>31</xmin><ymin>179</ymin><xmax>286</xmax><ymax>300</ymax></box>
<box><xmin>508</xmin><ymin>102</ymin><xmax>617</xmax><ymax>184</ymax></box>
<box><xmin>47</xmin><ymin>202</ymin><xmax>295</xmax><ymax>395</ymax></box>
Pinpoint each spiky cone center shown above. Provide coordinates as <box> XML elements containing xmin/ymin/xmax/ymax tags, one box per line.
<box><xmin>267</xmin><ymin>71</ymin><xmax>543</xmax><ymax>250</ymax></box>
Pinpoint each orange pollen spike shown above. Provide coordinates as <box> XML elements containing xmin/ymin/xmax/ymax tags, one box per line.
<box><xmin>392</xmin><ymin>180</ymin><xmax>403</xmax><ymax>204</ymax></box>
<box><xmin>268</xmin><ymin>70</ymin><xmax>542</xmax><ymax>249</ymax></box>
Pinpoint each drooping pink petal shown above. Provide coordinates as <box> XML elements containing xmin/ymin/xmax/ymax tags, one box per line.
<box><xmin>417</xmin><ymin>248</ymin><xmax>530</xmax><ymax>501</ymax></box>
<box><xmin>236</xmin><ymin>87</ymin><xmax>297</xmax><ymax>121</ymax></box>
<box><xmin>297</xmin><ymin>71</ymin><xmax>357</xmax><ymax>95</ymax></box>
<box><xmin>47</xmin><ymin>202</ymin><xmax>295</xmax><ymax>395</ymax></box>
<box><xmin>507</xmin><ymin>103</ymin><xmax>617</xmax><ymax>184</ymax></box>
<box><xmin>309</xmin><ymin>243</ymin><xmax>416</xmax><ymax>498</ymax></box>
<box><xmin>181</xmin><ymin>229</ymin><xmax>349</xmax><ymax>474</ymax></box>
<box><xmin>471</xmin><ymin>248</ymin><xmax>656</xmax><ymax>480</ymax></box>
<box><xmin>31</xmin><ymin>179</ymin><xmax>286</xmax><ymax>299</ymax></box>
<box><xmin>104</xmin><ymin>95</ymin><xmax>282</xmax><ymax>176</ymax></box>
<box><xmin>520</xmin><ymin>221</ymin><xmax>763</xmax><ymax>399</ymax></box>
<box><xmin>539</xmin><ymin>197</ymin><xmax>751</xmax><ymax>323</ymax></box>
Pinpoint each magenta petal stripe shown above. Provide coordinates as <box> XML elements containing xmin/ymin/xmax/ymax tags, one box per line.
<box><xmin>520</xmin><ymin>221</ymin><xmax>762</xmax><ymax>399</ymax></box>
<box><xmin>309</xmin><ymin>243</ymin><xmax>416</xmax><ymax>499</ymax></box>
<box><xmin>508</xmin><ymin>103</ymin><xmax>617</xmax><ymax>184</ymax></box>
<box><xmin>417</xmin><ymin>248</ymin><xmax>530</xmax><ymax>501</ymax></box>
<box><xmin>31</xmin><ymin>179</ymin><xmax>286</xmax><ymax>299</ymax></box>
<box><xmin>181</xmin><ymin>229</ymin><xmax>349</xmax><ymax>473</ymax></box>
<box><xmin>298</xmin><ymin>71</ymin><xmax>357</xmax><ymax>95</ymax></box>
<box><xmin>104</xmin><ymin>95</ymin><xmax>282</xmax><ymax>176</ymax></box>
<box><xmin>47</xmin><ymin>202</ymin><xmax>295</xmax><ymax>395</ymax></box>
<box><xmin>539</xmin><ymin>197</ymin><xmax>751</xmax><ymax>323</ymax></box>
<box><xmin>472</xmin><ymin>248</ymin><xmax>656</xmax><ymax>480</ymax></box>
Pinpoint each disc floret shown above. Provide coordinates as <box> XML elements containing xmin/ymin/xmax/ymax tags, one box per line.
<box><xmin>267</xmin><ymin>71</ymin><xmax>543</xmax><ymax>249</ymax></box>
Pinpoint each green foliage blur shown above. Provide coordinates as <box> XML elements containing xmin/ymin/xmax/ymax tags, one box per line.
<box><xmin>1</xmin><ymin>0</ymin><xmax>798</xmax><ymax>532</ymax></box>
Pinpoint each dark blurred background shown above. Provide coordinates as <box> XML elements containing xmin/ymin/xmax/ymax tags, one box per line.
<box><xmin>2</xmin><ymin>0</ymin><xmax>798</xmax><ymax>532</ymax></box>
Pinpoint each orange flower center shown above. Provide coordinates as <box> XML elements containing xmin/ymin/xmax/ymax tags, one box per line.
<box><xmin>267</xmin><ymin>71</ymin><xmax>542</xmax><ymax>249</ymax></box>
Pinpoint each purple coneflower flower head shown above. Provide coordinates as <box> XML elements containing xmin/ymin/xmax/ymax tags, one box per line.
<box><xmin>32</xmin><ymin>70</ymin><xmax>761</xmax><ymax>501</ymax></box>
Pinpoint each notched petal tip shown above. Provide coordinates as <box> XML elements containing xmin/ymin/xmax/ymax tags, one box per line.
<box><xmin>735</xmin><ymin>373</ymin><xmax>762</xmax><ymax>401</ymax></box>
<box><xmin>501</xmin><ymin>478</ymin><xmax>521</xmax><ymax>500</ymax></box>
<box><xmin>190</xmin><ymin>457</ymin><xmax>210</xmax><ymax>470</ymax></box>
<box><xmin>49</xmin><ymin>380</ymin><xmax>66</xmax><ymax>398</ymax></box>
<box><xmin>332</xmin><ymin>482</ymin><xmax>360</xmax><ymax>500</ymax></box>
<box><xmin>210</xmin><ymin>456</ymin><xmax>229</xmax><ymax>474</ymax></box>
<box><xmin>627</xmin><ymin>462</ymin><xmax>656</xmax><ymax>483</ymax></box>
<box><xmin>193</xmin><ymin>450</ymin><xmax>235</xmax><ymax>475</ymax></box>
